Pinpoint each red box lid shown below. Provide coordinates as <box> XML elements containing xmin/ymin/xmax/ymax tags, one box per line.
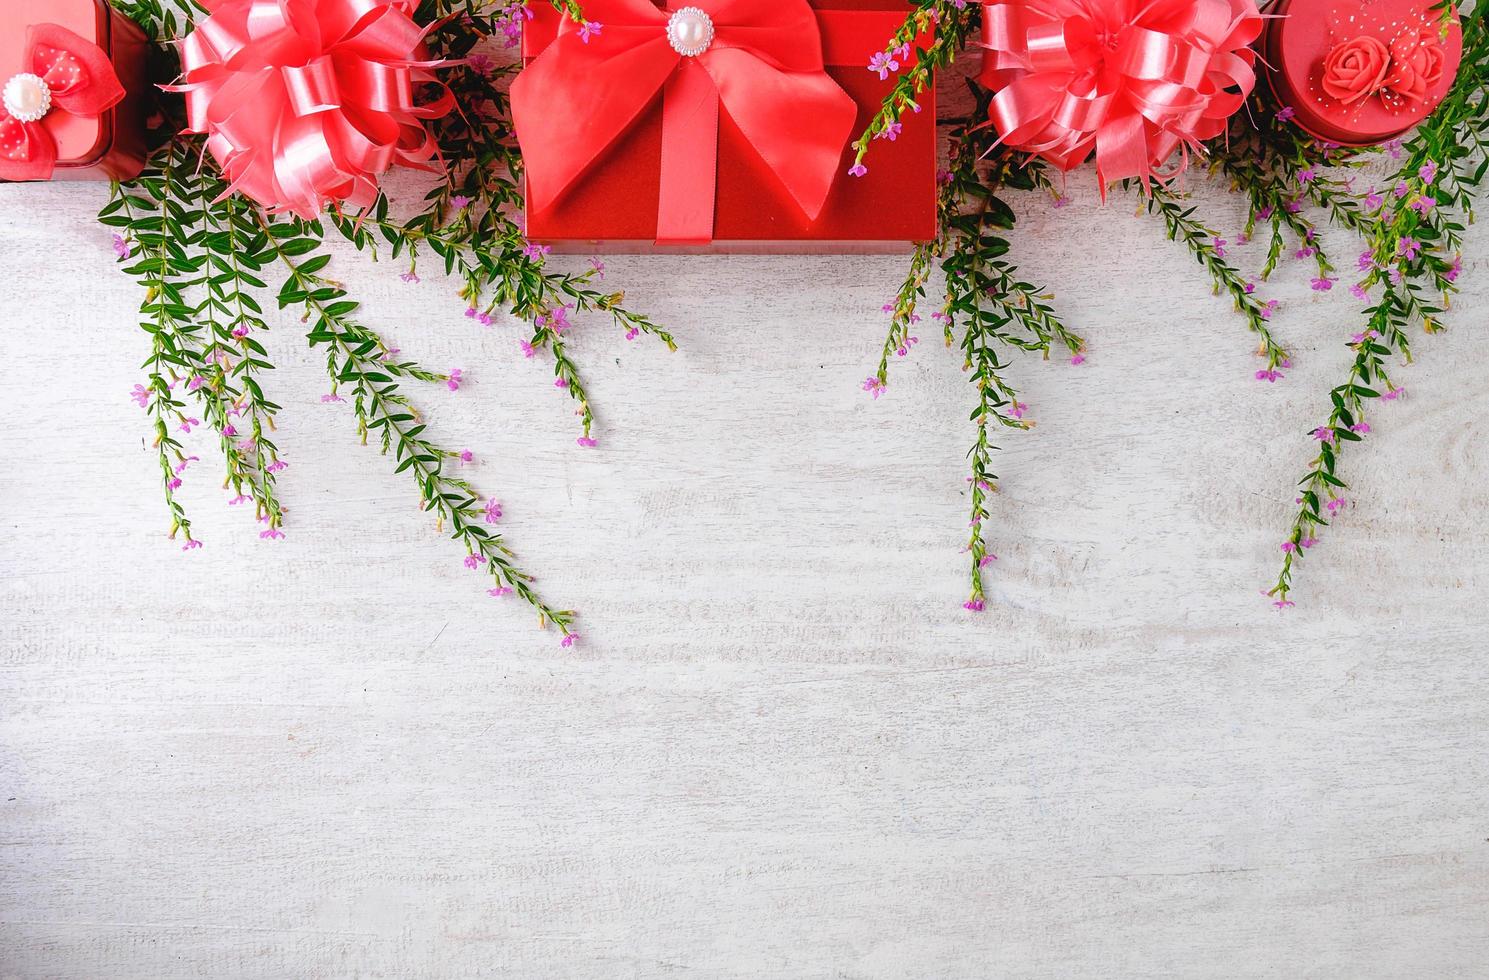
<box><xmin>520</xmin><ymin>0</ymin><xmax>937</xmax><ymax>250</ymax></box>
<box><xmin>1265</xmin><ymin>0</ymin><xmax>1463</xmax><ymax>146</ymax></box>
<box><xmin>1</xmin><ymin>0</ymin><xmax>117</xmax><ymax>166</ymax></box>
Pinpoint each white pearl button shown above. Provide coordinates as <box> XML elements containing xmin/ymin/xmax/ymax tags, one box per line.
<box><xmin>3</xmin><ymin>73</ymin><xmax>52</xmax><ymax>123</ymax></box>
<box><xmin>667</xmin><ymin>6</ymin><xmax>715</xmax><ymax>57</ymax></box>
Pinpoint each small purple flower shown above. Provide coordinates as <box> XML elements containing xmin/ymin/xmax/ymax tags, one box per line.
<box><xmin>1313</xmin><ymin>426</ymin><xmax>1336</xmax><ymax>442</ymax></box>
<box><xmin>862</xmin><ymin>376</ymin><xmax>886</xmax><ymax>399</ymax></box>
<box><xmin>1212</xmin><ymin>237</ymin><xmax>1227</xmax><ymax>258</ymax></box>
<box><xmin>1326</xmin><ymin>498</ymin><xmax>1347</xmax><ymax>513</ymax></box>
<box><xmin>464</xmin><ymin>554</ymin><xmax>484</xmax><ymax>571</ymax></box>
<box><xmin>112</xmin><ymin>233</ymin><xmax>129</xmax><ymax>259</ymax></box>
<box><xmin>1398</xmin><ymin>237</ymin><xmax>1421</xmax><ymax>261</ymax></box>
<box><xmin>1070</xmin><ymin>353</ymin><xmax>1086</xmax><ymax>366</ymax></box>
<box><xmin>1297</xmin><ymin>166</ymin><xmax>1317</xmax><ymax>185</ymax></box>
<box><xmin>868</xmin><ymin>50</ymin><xmax>899</xmax><ymax>80</ymax></box>
<box><xmin>1384</xmin><ymin>138</ymin><xmax>1403</xmax><ymax>159</ymax></box>
<box><xmin>560</xmin><ymin>632</ymin><xmax>579</xmax><ymax>648</ymax></box>
<box><xmin>963</xmin><ymin>599</ymin><xmax>985</xmax><ymax>612</ymax></box>
<box><xmin>1445</xmin><ymin>255</ymin><xmax>1463</xmax><ymax>283</ymax></box>
<box><xmin>979</xmin><ymin>555</ymin><xmax>998</xmax><ymax>568</ymax></box>
<box><xmin>130</xmin><ymin>384</ymin><xmax>150</xmax><ymax>408</ymax></box>
<box><xmin>260</xmin><ymin>528</ymin><xmax>285</xmax><ymax>540</ymax></box>
<box><xmin>450</xmin><ymin>195</ymin><xmax>472</xmax><ymax>210</ymax></box>
<box><xmin>1277</xmin><ymin>105</ymin><xmax>1296</xmax><ymax>122</ymax></box>
<box><xmin>321</xmin><ymin>393</ymin><xmax>345</xmax><ymax>403</ymax></box>
<box><xmin>1273</xmin><ymin>598</ymin><xmax>1296</xmax><ymax>610</ymax></box>
<box><xmin>520</xmin><ymin>340</ymin><xmax>536</xmax><ymax>359</ymax></box>
<box><xmin>1419</xmin><ymin>160</ymin><xmax>1438</xmax><ymax>184</ymax></box>
<box><xmin>400</xmin><ymin>270</ymin><xmax>420</xmax><ymax>284</ymax></box>
<box><xmin>576</xmin><ymin>436</ymin><xmax>598</xmax><ymax>448</ymax></box>
<box><xmin>554</xmin><ymin>378</ymin><xmax>568</xmax><ymax>389</ymax></box>
<box><xmin>179</xmin><ymin>417</ymin><xmax>201</xmax><ymax>434</ymax></box>
<box><xmin>174</xmin><ymin>455</ymin><xmax>200</xmax><ymax>475</ymax></box>
<box><xmin>1350</xmin><ymin>422</ymin><xmax>1370</xmax><ymax>434</ymax></box>
<box><xmin>1364</xmin><ymin>186</ymin><xmax>1384</xmax><ymax>210</ymax></box>
<box><xmin>266</xmin><ymin>460</ymin><xmax>288</xmax><ymax>474</ymax></box>
<box><xmin>1256</xmin><ymin>368</ymin><xmax>1284</xmax><ymax>383</ymax></box>
<box><xmin>589</xmin><ymin>257</ymin><xmax>606</xmax><ymax>280</ymax></box>
<box><xmin>458</xmin><ymin>449</ymin><xmax>474</xmax><ymax>465</ymax></box>
<box><xmin>447</xmin><ymin>368</ymin><xmax>464</xmax><ymax>392</ymax></box>
<box><xmin>484</xmin><ymin>499</ymin><xmax>504</xmax><ymax>523</ymax></box>
<box><xmin>167</xmin><ymin>477</ymin><xmax>183</xmax><ymax>490</ymax></box>
<box><xmin>522</xmin><ymin>241</ymin><xmax>551</xmax><ymax>262</ymax></box>
<box><xmin>577</xmin><ymin>20</ymin><xmax>602</xmax><ymax>43</ymax></box>
<box><xmin>1255</xmin><ymin>204</ymin><xmax>1274</xmax><ymax>220</ymax></box>
<box><xmin>181</xmin><ymin>539</ymin><xmax>203</xmax><ymax>551</ymax></box>
<box><xmin>1350</xmin><ymin>284</ymin><xmax>1368</xmax><ymax>300</ymax></box>
<box><xmin>488</xmin><ymin>587</ymin><xmax>514</xmax><ymax>598</ymax></box>
<box><xmin>1310</xmin><ymin>276</ymin><xmax>1336</xmax><ymax>291</ymax></box>
<box><xmin>875</xmin><ymin>121</ymin><xmax>903</xmax><ymax>142</ymax></box>
<box><xmin>848</xmin><ymin>162</ymin><xmax>868</xmax><ymax>178</ymax></box>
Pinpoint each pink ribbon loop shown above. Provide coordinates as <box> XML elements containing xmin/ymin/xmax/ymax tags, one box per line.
<box><xmin>172</xmin><ymin>0</ymin><xmax>451</xmax><ymax>219</ymax></box>
<box><xmin>979</xmin><ymin>0</ymin><xmax>1262</xmax><ymax>192</ymax></box>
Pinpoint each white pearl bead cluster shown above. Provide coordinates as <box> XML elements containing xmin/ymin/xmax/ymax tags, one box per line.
<box><xmin>3</xmin><ymin>72</ymin><xmax>53</xmax><ymax>123</ymax></box>
<box><xmin>666</xmin><ymin>6</ymin><xmax>715</xmax><ymax>58</ymax></box>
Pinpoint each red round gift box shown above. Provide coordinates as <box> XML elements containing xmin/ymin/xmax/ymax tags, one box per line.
<box><xmin>1264</xmin><ymin>0</ymin><xmax>1463</xmax><ymax>146</ymax></box>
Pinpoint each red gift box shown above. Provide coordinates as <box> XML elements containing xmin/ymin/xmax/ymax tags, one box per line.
<box><xmin>1264</xmin><ymin>0</ymin><xmax>1462</xmax><ymax>146</ymax></box>
<box><xmin>517</xmin><ymin>0</ymin><xmax>936</xmax><ymax>253</ymax></box>
<box><xmin>0</xmin><ymin>0</ymin><xmax>148</xmax><ymax>181</ymax></box>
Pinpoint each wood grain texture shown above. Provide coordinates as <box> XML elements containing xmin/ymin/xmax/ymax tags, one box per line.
<box><xmin>2</xmin><ymin>156</ymin><xmax>1488</xmax><ymax>979</ymax></box>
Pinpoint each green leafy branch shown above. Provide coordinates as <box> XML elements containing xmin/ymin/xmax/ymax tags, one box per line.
<box><xmin>263</xmin><ymin>210</ymin><xmax>577</xmax><ymax>635</ymax></box>
<box><xmin>851</xmin><ymin>0</ymin><xmax>980</xmax><ymax>171</ymax></box>
<box><xmin>1138</xmin><ymin>183</ymin><xmax>1291</xmax><ymax>371</ymax></box>
<box><xmin>1268</xmin><ymin>7</ymin><xmax>1489</xmax><ymax>606</ymax></box>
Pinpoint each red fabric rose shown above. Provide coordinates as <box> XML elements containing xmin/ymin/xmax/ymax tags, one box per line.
<box><xmin>1383</xmin><ymin>25</ymin><xmax>1447</xmax><ymax>104</ymax></box>
<box><xmin>1321</xmin><ymin>35</ymin><xmax>1392</xmax><ymax>104</ymax></box>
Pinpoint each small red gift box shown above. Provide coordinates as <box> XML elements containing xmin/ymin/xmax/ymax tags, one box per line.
<box><xmin>1265</xmin><ymin>0</ymin><xmax>1462</xmax><ymax>146</ymax></box>
<box><xmin>0</xmin><ymin>0</ymin><xmax>148</xmax><ymax>181</ymax></box>
<box><xmin>515</xmin><ymin>0</ymin><xmax>936</xmax><ymax>253</ymax></box>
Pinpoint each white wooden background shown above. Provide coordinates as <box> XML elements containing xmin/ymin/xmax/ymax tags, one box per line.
<box><xmin>4</xmin><ymin>148</ymin><xmax>1489</xmax><ymax>978</ymax></box>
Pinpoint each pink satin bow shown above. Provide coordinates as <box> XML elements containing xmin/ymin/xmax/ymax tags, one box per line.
<box><xmin>0</xmin><ymin>24</ymin><xmax>126</xmax><ymax>181</ymax></box>
<box><xmin>511</xmin><ymin>0</ymin><xmax>859</xmax><ymax>245</ymax></box>
<box><xmin>171</xmin><ymin>0</ymin><xmax>452</xmax><ymax>219</ymax></box>
<box><xmin>979</xmin><ymin>0</ymin><xmax>1262</xmax><ymax>191</ymax></box>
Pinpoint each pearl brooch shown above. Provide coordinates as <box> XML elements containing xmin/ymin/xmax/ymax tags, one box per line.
<box><xmin>667</xmin><ymin>6</ymin><xmax>714</xmax><ymax>58</ymax></box>
<box><xmin>3</xmin><ymin>73</ymin><xmax>52</xmax><ymax>123</ymax></box>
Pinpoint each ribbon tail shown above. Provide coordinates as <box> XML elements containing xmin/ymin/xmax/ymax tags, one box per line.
<box><xmin>511</xmin><ymin>33</ymin><xmax>680</xmax><ymax>215</ymax></box>
<box><xmin>0</xmin><ymin>116</ymin><xmax>58</xmax><ymax>180</ymax></box>
<box><xmin>706</xmin><ymin>49</ymin><xmax>856</xmax><ymax>223</ymax></box>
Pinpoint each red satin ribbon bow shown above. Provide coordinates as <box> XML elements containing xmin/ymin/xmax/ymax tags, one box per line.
<box><xmin>0</xmin><ymin>24</ymin><xmax>126</xmax><ymax>181</ymax></box>
<box><xmin>980</xmin><ymin>0</ymin><xmax>1262</xmax><ymax>191</ymax></box>
<box><xmin>511</xmin><ymin>0</ymin><xmax>858</xmax><ymax>245</ymax></box>
<box><xmin>172</xmin><ymin>0</ymin><xmax>452</xmax><ymax>220</ymax></box>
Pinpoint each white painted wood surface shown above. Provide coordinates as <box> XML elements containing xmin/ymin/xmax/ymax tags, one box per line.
<box><xmin>3</xmin><ymin>155</ymin><xmax>1489</xmax><ymax>978</ymax></box>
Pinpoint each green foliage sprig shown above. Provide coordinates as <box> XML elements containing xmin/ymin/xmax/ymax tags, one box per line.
<box><xmin>1268</xmin><ymin>7</ymin><xmax>1489</xmax><ymax>607</ymax></box>
<box><xmin>1137</xmin><ymin>183</ymin><xmax>1292</xmax><ymax>370</ymax></box>
<box><xmin>851</xmin><ymin>1</ymin><xmax>980</xmax><ymax>172</ymax></box>
<box><xmin>875</xmin><ymin>83</ymin><xmax>1086</xmax><ymax>609</ymax></box>
<box><xmin>98</xmin><ymin>0</ymin><xmax>664</xmax><ymax>637</ymax></box>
